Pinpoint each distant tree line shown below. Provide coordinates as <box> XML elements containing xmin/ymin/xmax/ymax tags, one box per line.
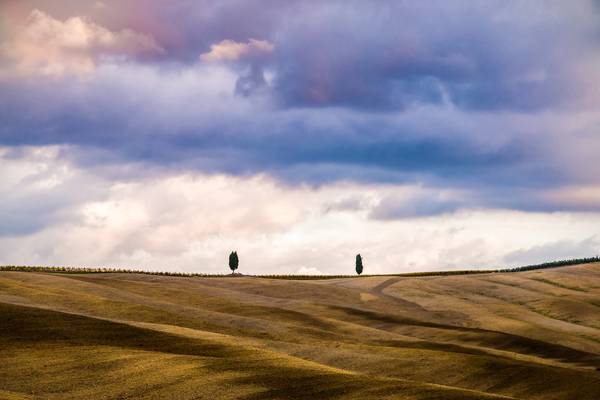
<box><xmin>498</xmin><ymin>256</ymin><xmax>600</xmax><ymax>273</ymax></box>
<box><xmin>0</xmin><ymin>265</ymin><xmax>221</xmax><ymax>277</ymax></box>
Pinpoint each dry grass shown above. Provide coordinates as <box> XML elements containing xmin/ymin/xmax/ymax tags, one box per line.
<box><xmin>1</xmin><ymin>263</ymin><xmax>600</xmax><ymax>399</ymax></box>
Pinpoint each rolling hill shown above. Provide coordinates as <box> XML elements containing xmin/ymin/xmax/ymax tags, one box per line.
<box><xmin>1</xmin><ymin>263</ymin><xmax>600</xmax><ymax>399</ymax></box>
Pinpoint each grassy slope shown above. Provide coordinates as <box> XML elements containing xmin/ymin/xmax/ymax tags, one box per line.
<box><xmin>0</xmin><ymin>263</ymin><xmax>599</xmax><ymax>399</ymax></box>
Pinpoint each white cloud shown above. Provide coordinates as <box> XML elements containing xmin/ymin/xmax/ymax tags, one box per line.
<box><xmin>296</xmin><ymin>266</ymin><xmax>323</xmax><ymax>275</ymax></box>
<box><xmin>0</xmin><ymin>146</ymin><xmax>107</xmax><ymax>236</ymax></box>
<box><xmin>200</xmin><ymin>39</ymin><xmax>274</xmax><ymax>62</ymax></box>
<box><xmin>0</xmin><ymin>9</ymin><xmax>163</xmax><ymax>78</ymax></box>
<box><xmin>1</xmin><ymin>147</ymin><xmax>599</xmax><ymax>274</ymax></box>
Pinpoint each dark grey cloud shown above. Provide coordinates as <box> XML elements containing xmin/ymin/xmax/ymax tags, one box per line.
<box><xmin>0</xmin><ymin>71</ymin><xmax>536</xmax><ymax>185</ymax></box>
<box><xmin>137</xmin><ymin>1</ymin><xmax>597</xmax><ymax>111</ymax></box>
<box><xmin>17</xmin><ymin>1</ymin><xmax>594</xmax><ymax>111</ymax></box>
<box><xmin>0</xmin><ymin>0</ymin><xmax>599</xmax><ymax>218</ymax></box>
<box><xmin>270</xmin><ymin>1</ymin><xmax>595</xmax><ymax>111</ymax></box>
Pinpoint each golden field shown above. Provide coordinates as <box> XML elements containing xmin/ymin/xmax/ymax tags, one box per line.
<box><xmin>1</xmin><ymin>263</ymin><xmax>600</xmax><ymax>399</ymax></box>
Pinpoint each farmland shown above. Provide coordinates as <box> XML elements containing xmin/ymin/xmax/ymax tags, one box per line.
<box><xmin>1</xmin><ymin>263</ymin><xmax>600</xmax><ymax>399</ymax></box>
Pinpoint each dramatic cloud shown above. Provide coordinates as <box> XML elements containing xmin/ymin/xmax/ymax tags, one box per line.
<box><xmin>200</xmin><ymin>38</ymin><xmax>274</xmax><ymax>96</ymax></box>
<box><xmin>0</xmin><ymin>9</ymin><xmax>162</xmax><ymax>77</ymax></box>
<box><xmin>1</xmin><ymin>64</ymin><xmax>596</xmax><ymax>208</ymax></box>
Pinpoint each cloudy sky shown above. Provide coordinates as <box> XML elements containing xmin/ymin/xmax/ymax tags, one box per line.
<box><xmin>1</xmin><ymin>0</ymin><xmax>599</xmax><ymax>274</ymax></box>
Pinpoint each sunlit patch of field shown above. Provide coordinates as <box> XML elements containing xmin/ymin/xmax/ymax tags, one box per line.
<box><xmin>1</xmin><ymin>263</ymin><xmax>600</xmax><ymax>399</ymax></box>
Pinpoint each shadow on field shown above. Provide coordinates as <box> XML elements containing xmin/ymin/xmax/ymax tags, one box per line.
<box><xmin>327</xmin><ymin>305</ymin><xmax>600</xmax><ymax>369</ymax></box>
<box><xmin>0</xmin><ymin>303</ymin><xmax>505</xmax><ymax>400</ymax></box>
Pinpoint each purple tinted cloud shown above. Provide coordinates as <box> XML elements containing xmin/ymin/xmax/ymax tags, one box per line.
<box><xmin>1</xmin><ymin>0</ymin><xmax>599</xmax><ymax>216</ymax></box>
<box><xmin>140</xmin><ymin>1</ymin><xmax>597</xmax><ymax>111</ymax></box>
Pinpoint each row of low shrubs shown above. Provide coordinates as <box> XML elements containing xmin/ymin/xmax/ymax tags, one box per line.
<box><xmin>0</xmin><ymin>265</ymin><xmax>226</xmax><ymax>277</ymax></box>
<box><xmin>257</xmin><ymin>269</ymin><xmax>497</xmax><ymax>280</ymax></box>
<box><xmin>0</xmin><ymin>257</ymin><xmax>598</xmax><ymax>279</ymax></box>
<box><xmin>498</xmin><ymin>256</ymin><xmax>600</xmax><ymax>273</ymax></box>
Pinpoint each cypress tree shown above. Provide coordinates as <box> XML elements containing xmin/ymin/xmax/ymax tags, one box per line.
<box><xmin>229</xmin><ymin>251</ymin><xmax>239</xmax><ymax>274</ymax></box>
<box><xmin>355</xmin><ymin>254</ymin><xmax>363</xmax><ymax>275</ymax></box>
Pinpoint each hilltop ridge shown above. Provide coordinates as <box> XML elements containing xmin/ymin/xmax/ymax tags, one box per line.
<box><xmin>1</xmin><ymin>256</ymin><xmax>598</xmax><ymax>279</ymax></box>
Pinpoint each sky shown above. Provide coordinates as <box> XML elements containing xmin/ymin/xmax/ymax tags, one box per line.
<box><xmin>0</xmin><ymin>0</ymin><xmax>599</xmax><ymax>275</ymax></box>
